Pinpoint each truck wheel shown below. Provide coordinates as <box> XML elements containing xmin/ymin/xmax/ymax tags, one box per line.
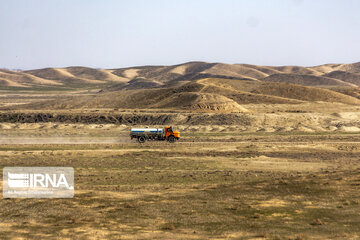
<box><xmin>168</xmin><ymin>135</ymin><xmax>176</xmax><ymax>143</ymax></box>
<box><xmin>138</xmin><ymin>136</ymin><xmax>146</xmax><ymax>143</ymax></box>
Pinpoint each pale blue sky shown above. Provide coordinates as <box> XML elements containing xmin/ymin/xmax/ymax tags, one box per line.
<box><xmin>0</xmin><ymin>0</ymin><xmax>359</xmax><ymax>69</ymax></box>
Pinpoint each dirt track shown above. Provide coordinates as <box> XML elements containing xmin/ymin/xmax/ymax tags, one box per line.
<box><xmin>0</xmin><ymin>139</ymin><xmax>357</xmax><ymax>144</ymax></box>
<box><xmin>1</xmin><ymin>136</ymin><xmax>360</xmax><ymax>145</ymax></box>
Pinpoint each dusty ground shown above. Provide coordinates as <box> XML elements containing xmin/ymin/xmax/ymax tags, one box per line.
<box><xmin>0</xmin><ymin>125</ymin><xmax>360</xmax><ymax>239</ymax></box>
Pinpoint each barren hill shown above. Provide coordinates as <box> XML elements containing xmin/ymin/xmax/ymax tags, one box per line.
<box><xmin>336</xmin><ymin>62</ymin><xmax>360</xmax><ymax>73</ymax></box>
<box><xmin>1</xmin><ymin>61</ymin><xmax>360</xmax><ymax>112</ymax></box>
<box><xmin>0</xmin><ymin>69</ymin><xmax>62</xmax><ymax>87</ymax></box>
<box><xmin>11</xmin><ymin>76</ymin><xmax>360</xmax><ymax>112</ymax></box>
<box><xmin>25</xmin><ymin>68</ymin><xmax>106</xmax><ymax>84</ymax></box>
<box><xmin>270</xmin><ymin>65</ymin><xmax>322</xmax><ymax>75</ymax></box>
<box><xmin>323</xmin><ymin>71</ymin><xmax>360</xmax><ymax>86</ymax></box>
<box><xmin>65</xmin><ymin>67</ymin><xmax>127</xmax><ymax>82</ymax></box>
<box><xmin>261</xmin><ymin>73</ymin><xmax>357</xmax><ymax>88</ymax></box>
<box><xmin>1</xmin><ymin>61</ymin><xmax>359</xmax><ymax>91</ymax></box>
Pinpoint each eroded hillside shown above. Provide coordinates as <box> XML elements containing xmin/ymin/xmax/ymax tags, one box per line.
<box><xmin>1</xmin><ymin>61</ymin><xmax>360</xmax><ymax>113</ymax></box>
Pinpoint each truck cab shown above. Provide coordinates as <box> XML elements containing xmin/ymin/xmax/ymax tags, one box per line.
<box><xmin>164</xmin><ymin>126</ymin><xmax>180</xmax><ymax>143</ymax></box>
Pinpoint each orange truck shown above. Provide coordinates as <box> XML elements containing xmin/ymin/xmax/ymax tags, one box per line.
<box><xmin>130</xmin><ymin>126</ymin><xmax>180</xmax><ymax>143</ymax></box>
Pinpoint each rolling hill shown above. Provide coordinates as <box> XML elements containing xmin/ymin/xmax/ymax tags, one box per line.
<box><xmin>261</xmin><ymin>73</ymin><xmax>357</xmax><ymax>87</ymax></box>
<box><xmin>1</xmin><ymin>61</ymin><xmax>360</xmax><ymax>112</ymax></box>
<box><xmin>1</xmin><ymin>61</ymin><xmax>359</xmax><ymax>90</ymax></box>
<box><xmin>10</xmin><ymin>77</ymin><xmax>360</xmax><ymax>112</ymax></box>
<box><xmin>323</xmin><ymin>71</ymin><xmax>360</xmax><ymax>86</ymax></box>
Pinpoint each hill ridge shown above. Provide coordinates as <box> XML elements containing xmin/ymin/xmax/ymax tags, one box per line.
<box><xmin>1</xmin><ymin>61</ymin><xmax>360</xmax><ymax>111</ymax></box>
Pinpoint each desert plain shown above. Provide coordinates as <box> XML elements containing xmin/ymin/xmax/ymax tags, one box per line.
<box><xmin>0</xmin><ymin>62</ymin><xmax>359</xmax><ymax>239</ymax></box>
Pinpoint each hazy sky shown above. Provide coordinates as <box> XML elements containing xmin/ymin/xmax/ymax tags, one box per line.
<box><xmin>1</xmin><ymin>0</ymin><xmax>359</xmax><ymax>69</ymax></box>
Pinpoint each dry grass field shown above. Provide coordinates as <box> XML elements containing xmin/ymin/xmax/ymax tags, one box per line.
<box><xmin>0</xmin><ymin>126</ymin><xmax>360</xmax><ymax>239</ymax></box>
